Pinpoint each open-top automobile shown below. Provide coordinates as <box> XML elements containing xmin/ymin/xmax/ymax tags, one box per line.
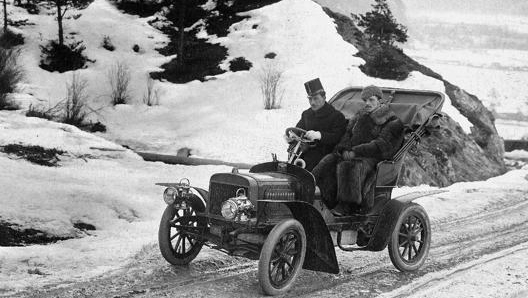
<box><xmin>157</xmin><ymin>87</ymin><xmax>445</xmax><ymax>295</ymax></box>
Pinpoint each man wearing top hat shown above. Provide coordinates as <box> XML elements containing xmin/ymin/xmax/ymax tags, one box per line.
<box><xmin>286</xmin><ymin>78</ymin><xmax>347</xmax><ymax>171</ymax></box>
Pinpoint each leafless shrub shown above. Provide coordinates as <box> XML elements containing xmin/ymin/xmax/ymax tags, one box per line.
<box><xmin>107</xmin><ymin>61</ymin><xmax>131</xmax><ymax>105</ymax></box>
<box><xmin>26</xmin><ymin>103</ymin><xmax>60</xmax><ymax>120</ymax></box>
<box><xmin>0</xmin><ymin>48</ymin><xmax>24</xmax><ymax>109</ymax></box>
<box><xmin>258</xmin><ymin>61</ymin><xmax>284</xmax><ymax>110</ymax></box>
<box><xmin>63</xmin><ymin>72</ymin><xmax>89</xmax><ymax>126</ymax></box>
<box><xmin>142</xmin><ymin>75</ymin><xmax>161</xmax><ymax>106</ymax></box>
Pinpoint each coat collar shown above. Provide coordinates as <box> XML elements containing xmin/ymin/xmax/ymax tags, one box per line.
<box><xmin>369</xmin><ymin>104</ymin><xmax>395</xmax><ymax>125</ymax></box>
<box><xmin>310</xmin><ymin>102</ymin><xmax>333</xmax><ymax>118</ymax></box>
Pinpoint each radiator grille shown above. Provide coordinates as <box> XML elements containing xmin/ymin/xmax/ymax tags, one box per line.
<box><xmin>209</xmin><ymin>183</ymin><xmax>248</xmax><ymax>216</ymax></box>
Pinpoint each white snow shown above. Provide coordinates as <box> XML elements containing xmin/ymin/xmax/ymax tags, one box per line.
<box><xmin>505</xmin><ymin>149</ymin><xmax>528</xmax><ymax>160</ymax></box>
<box><xmin>381</xmin><ymin>242</ymin><xmax>528</xmax><ymax>298</ymax></box>
<box><xmin>0</xmin><ymin>112</ymin><xmax>231</xmax><ymax>291</ymax></box>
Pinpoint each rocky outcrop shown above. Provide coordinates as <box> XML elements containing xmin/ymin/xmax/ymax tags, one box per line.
<box><xmin>443</xmin><ymin>82</ymin><xmax>505</xmax><ymax>162</ymax></box>
<box><xmin>322</xmin><ymin>7</ymin><xmax>506</xmax><ymax>185</ymax></box>
<box><xmin>400</xmin><ymin>116</ymin><xmax>505</xmax><ymax>186</ymax></box>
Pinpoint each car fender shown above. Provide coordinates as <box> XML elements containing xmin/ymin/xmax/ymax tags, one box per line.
<box><xmin>259</xmin><ymin>200</ymin><xmax>339</xmax><ymax>274</ymax></box>
<box><xmin>189</xmin><ymin>187</ymin><xmax>209</xmax><ymax>209</ymax></box>
<box><xmin>366</xmin><ymin>199</ymin><xmax>406</xmax><ymax>252</ymax></box>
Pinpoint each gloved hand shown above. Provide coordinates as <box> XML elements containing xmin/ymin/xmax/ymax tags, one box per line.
<box><xmin>305</xmin><ymin>130</ymin><xmax>321</xmax><ymax>141</ymax></box>
<box><xmin>342</xmin><ymin>150</ymin><xmax>356</xmax><ymax>160</ymax></box>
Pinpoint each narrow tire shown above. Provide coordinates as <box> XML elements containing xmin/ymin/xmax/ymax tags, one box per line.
<box><xmin>388</xmin><ymin>203</ymin><xmax>431</xmax><ymax>272</ymax></box>
<box><xmin>258</xmin><ymin>219</ymin><xmax>307</xmax><ymax>296</ymax></box>
<box><xmin>158</xmin><ymin>196</ymin><xmax>205</xmax><ymax>266</ymax></box>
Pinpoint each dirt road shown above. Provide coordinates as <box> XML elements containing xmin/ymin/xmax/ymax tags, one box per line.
<box><xmin>14</xmin><ymin>188</ymin><xmax>528</xmax><ymax>298</ymax></box>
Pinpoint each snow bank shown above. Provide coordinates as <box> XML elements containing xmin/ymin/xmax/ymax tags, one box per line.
<box><xmin>0</xmin><ymin>111</ymin><xmax>135</xmax><ymax>158</ymax></box>
<box><xmin>0</xmin><ymin>111</ymin><xmax>230</xmax><ymax>291</ymax></box>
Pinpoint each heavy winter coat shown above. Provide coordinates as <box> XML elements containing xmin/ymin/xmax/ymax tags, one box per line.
<box><xmin>335</xmin><ymin>104</ymin><xmax>404</xmax><ymax>159</ymax></box>
<box><xmin>313</xmin><ymin>104</ymin><xmax>404</xmax><ymax>207</ymax></box>
<box><xmin>296</xmin><ymin>102</ymin><xmax>347</xmax><ymax>171</ymax></box>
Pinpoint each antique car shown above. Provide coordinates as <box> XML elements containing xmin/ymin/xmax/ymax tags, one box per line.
<box><xmin>157</xmin><ymin>87</ymin><xmax>445</xmax><ymax>295</ymax></box>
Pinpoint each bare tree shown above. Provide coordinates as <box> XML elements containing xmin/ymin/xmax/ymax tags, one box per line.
<box><xmin>107</xmin><ymin>61</ymin><xmax>131</xmax><ymax>105</ymax></box>
<box><xmin>258</xmin><ymin>61</ymin><xmax>284</xmax><ymax>110</ymax></box>
<box><xmin>177</xmin><ymin>0</ymin><xmax>186</xmax><ymax>68</ymax></box>
<box><xmin>3</xmin><ymin>0</ymin><xmax>7</xmax><ymax>34</ymax></box>
<box><xmin>55</xmin><ymin>0</ymin><xmax>67</xmax><ymax>45</ymax></box>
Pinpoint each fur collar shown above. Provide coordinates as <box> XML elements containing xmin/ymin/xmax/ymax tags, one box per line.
<box><xmin>369</xmin><ymin>104</ymin><xmax>395</xmax><ymax>125</ymax></box>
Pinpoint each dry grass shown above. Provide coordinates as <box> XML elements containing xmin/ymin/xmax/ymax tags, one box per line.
<box><xmin>63</xmin><ymin>72</ymin><xmax>89</xmax><ymax>125</ymax></box>
<box><xmin>0</xmin><ymin>48</ymin><xmax>24</xmax><ymax>109</ymax></box>
<box><xmin>107</xmin><ymin>60</ymin><xmax>131</xmax><ymax>105</ymax></box>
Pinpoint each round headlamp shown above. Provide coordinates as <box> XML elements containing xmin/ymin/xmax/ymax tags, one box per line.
<box><xmin>221</xmin><ymin>199</ymin><xmax>238</xmax><ymax>220</ymax></box>
<box><xmin>163</xmin><ymin>187</ymin><xmax>178</xmax><ymax>205</ymax></box>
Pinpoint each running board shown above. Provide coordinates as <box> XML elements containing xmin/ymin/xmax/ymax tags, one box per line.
<box><xmin>393</xmin><ymin>189</ymin><xmax>447</xmax><ymax>203</ymax></box>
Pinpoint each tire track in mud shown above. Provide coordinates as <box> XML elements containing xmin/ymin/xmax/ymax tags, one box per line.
<box><xmin>384</xmin><ymin>243</ymin><xmax>528</xmax><ymax>298</ymax></box>
<box><xmin>140</xmin><ymin>189</ymin><xmax>528</xmax><ymax>298</ymax></box>
<box><xmin>296</xmin><ymin>191</ymin><xmax>528</xmax><ymax>298</ymax></box>
<box><xmin>12</xmin><ymin>189</ymin><xmax>528</xmax><ymax>298</ymax></box>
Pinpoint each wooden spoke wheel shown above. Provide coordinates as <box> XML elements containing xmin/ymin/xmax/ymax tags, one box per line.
<box><xmin>258</xmin><ymin>219</ymin><xmax>306</xmax><ymax>296</ymax></box>
<box><xmin>388</xmin><ymin>203</ymin><xmax>431</xmax><ymax>272</ymax></box>
<box><xmin>158</xmin><ymin>198</ymin><xmax>206</xmax><ymax>265</ymax></box>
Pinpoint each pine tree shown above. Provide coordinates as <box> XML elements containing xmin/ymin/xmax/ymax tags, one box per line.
<box><xmin>356</xmin><ymin>0</ymin><xmax>408</xmax><ymax>47</ymax></box>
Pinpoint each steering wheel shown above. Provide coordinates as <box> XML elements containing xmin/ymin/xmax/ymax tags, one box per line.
<box><xmin>285</xmin><ymin>127</ymin><xmax>315</xmax><ymax>145</ymax></box>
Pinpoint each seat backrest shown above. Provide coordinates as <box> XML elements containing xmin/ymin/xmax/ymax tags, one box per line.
<box><xmin>329</xmin><ymin>87</ymin><xmax>445</xmax><ymax>130</ymax></box>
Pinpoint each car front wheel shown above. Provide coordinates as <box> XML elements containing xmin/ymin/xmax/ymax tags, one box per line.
<box><xmin>258</xmin><ymin>219</ymin><xmax>307</xmax><ymax>296</ymax></box>
<box><xmin>158</xmin><ymin>196</ymin><xmax>206</xmax><ymax>266</ymax></box>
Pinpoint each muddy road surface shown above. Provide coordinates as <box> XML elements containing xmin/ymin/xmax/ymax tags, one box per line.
<box><xmin>14</xmin><ymin>188</ymin><xmax>528</xmax><ymax>298</ymax></box>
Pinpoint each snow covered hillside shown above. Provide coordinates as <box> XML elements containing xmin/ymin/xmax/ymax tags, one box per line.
<box><xmin>7</xmin><ymin>0</ymin><xmax>471</xmax><ymax>164</ymax></box>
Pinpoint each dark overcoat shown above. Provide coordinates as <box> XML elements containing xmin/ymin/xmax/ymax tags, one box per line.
<box><xmin>296</xmin><ymin>102</ymin><xmax>347</xmax><ymax>171</ymax></box>
<box><xmin>335</xmin><ymin>104</ymin><xmax>404</xmax><ymax>160</ymax></box>
<box><xmin>313</xmin><ymin>104</ymin><xmax>404</xmax><ymax>208</ymax></box>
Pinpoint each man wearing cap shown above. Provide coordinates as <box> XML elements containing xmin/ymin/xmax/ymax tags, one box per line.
<box><xmin>312</xmin><ymin>85</ymin><xmax>404</xmax><ymax>216</ymax></box>
<box><xmin>287</xmin><ymin>78</ymin><xmax>347</xmax><ymax>171</ymax></box>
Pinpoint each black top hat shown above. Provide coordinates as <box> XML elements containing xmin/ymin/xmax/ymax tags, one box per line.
<box><xmin>304</xmin><ymin>78</ymin><xmax>324</xmax><ymax>96</ymax></box>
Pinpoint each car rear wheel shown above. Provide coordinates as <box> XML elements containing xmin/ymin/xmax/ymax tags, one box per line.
<box><xmin>388</xmin><ymin>203</ymin><xmax>431</xmax><ymax>272</ymax></box>
<box><xmin>158</xmin><ymin>197</ymin><xmax>206</xmax><ymax>265</ymax></box>
<box><xmin>258</xmin><ymin>219</ymin><xmax>307</xmax><ymax>296</ymax></box>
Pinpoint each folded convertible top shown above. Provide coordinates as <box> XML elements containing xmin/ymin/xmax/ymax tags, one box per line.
<box><xmin>328</xmin><ymin>87</ymin><xmax>445</xmax><ymax>128</ymax></box>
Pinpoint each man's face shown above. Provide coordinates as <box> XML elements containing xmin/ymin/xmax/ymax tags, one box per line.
<box><xmin>308</xmin><ymin>93</ymin><xmax>325</xmax><ymax>111</ymax></box>
<box><xmin>363</xmin><ymin>96</ymin><xmax>381</xmax><ymax>113</ymax></box>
